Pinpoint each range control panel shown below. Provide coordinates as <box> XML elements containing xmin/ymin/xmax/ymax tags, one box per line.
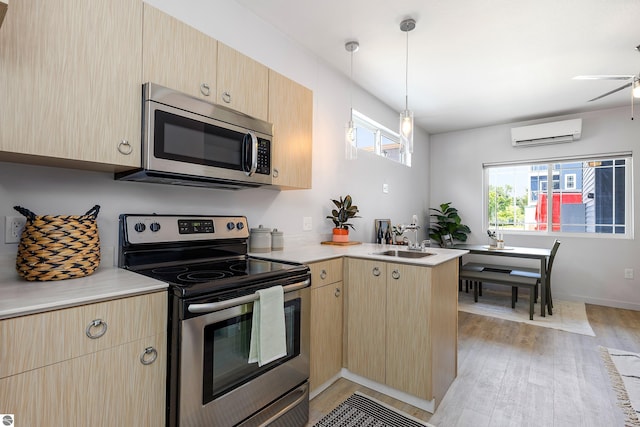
<box><xmin>121</xmin><ymin>214</ymin><xmax>249</xmax><ymax>245</ymax></box>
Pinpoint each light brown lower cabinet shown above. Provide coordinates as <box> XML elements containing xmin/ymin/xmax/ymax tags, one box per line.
<box><xmin>345</xmin><ymin>258</ymin><xmax>458</xmax><ymax>406</ymax></box>
<box><xmin>309</xmin><ymin>259</ymin><xmax>343</xmax><ymax>392</ymax></box>
<box><xmin>0</xmin><ymin>291</ymin><xmax>167</xmax><ymax>426</ymax></box>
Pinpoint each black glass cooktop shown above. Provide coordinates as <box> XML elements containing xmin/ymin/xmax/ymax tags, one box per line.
<box><xmin>134</xmin><ymin>257</ymin><xmax>308</xmax><ymax>297</ymax></box>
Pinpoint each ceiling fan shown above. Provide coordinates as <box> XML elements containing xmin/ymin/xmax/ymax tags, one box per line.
<box><xmin>573</xmin><ymin>44</ymin><xmax>640</xmax><ymax>103</ymax></box>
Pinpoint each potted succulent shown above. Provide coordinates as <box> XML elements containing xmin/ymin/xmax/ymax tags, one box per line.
<box><xmin>326</xmin><ymin>195</ymin><xmax>360</xmax><ymax>242</ymax></box>
<box><xmin>428</xmin><ymin>202</ymin><xmax>471</xmax><ymax>247</ymax></box>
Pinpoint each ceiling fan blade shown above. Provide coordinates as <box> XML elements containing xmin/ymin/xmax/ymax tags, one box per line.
<box><xmin>574</xmin><ymin>75</ymin><xmax>634</xmax><ymax>80</ymax></box>
<box><xmin>588</xmin><ymin>82</ymin><xmax>633</xmax><ymax>102</ymax></box>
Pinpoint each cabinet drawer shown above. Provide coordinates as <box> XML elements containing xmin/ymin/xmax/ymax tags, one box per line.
<box><xmin>78</xmin><ymin>291</ymin><xmax>167</xmax><ymax>356</ymax></box>
<box><xmin>309</xmin><ymin>258</ymin><xmax>343</xmax><ymax>288</ymax></box>
<box><xmin>0</xmin><ymin>291</ymin><xmax>166</xmax><ymax>379</ymax></box>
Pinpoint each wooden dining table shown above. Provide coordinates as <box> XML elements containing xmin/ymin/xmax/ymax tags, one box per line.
<box><xmin>453</xmin><ymin>244</ymin><xmax>552</xmax><ymax>317</ymax></box>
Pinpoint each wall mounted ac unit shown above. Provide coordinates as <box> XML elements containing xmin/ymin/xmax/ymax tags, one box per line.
<box><xmin>511</xmin><ymin>118</ymin><xmax>582</xmax><ymax>147</ymax></box>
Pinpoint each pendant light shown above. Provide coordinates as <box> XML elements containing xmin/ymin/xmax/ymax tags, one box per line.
<box><xmin>399</xmin><ymin>18</ymin><xmax>416</xmax><ymax>153</ymax></box>
<box><xmin>345</xmin><ymin>40</ymin><xmax>359</xmax><ymax>160</ymax></box>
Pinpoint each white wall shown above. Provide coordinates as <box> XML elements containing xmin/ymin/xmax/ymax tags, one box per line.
<box><xmin>430</xmin><ymin>106</ymin><xmax>640</xmax><ymax>310</ymax></box>
<box><xmin>0</xmin><ymin>1</ymin><xmax>429</xmax><ymax>258</ymax></box>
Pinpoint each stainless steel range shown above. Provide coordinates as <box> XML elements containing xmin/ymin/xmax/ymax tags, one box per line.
<box><xmin>118</xmin><ymin>214</ymin><xmax>310</xmax><ymax>427</ymax></box>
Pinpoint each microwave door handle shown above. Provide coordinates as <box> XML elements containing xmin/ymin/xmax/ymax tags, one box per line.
<box><xmin>243</xmin><ymin>132</ymin><xmax>258</xmax><ymax>176</ymax></box>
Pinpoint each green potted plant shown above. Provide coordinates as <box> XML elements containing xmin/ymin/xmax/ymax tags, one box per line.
<box><xmin>428</xmin><ymin>202</ymin><xmax>471</xmax><ymax>247</ymax></box>
<box><xmin>392</xmin><ymin>225</ymin><xmax>406</xmax><ymax>244</ymax></box>
<box><xmin>326</xmin><ymin>194</ymin><xmax>360</xmax><ymax>242</ymax></box>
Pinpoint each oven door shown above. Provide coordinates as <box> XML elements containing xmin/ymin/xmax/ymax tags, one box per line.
<box><xmin>177</xmin><ymin>282</ymin><xmax>309</xmax><ymax>427</ymax></box>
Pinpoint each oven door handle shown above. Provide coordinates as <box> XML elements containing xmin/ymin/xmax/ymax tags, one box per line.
<box><xmin>187</xmin><ymin>279</ymin><xmax>310</xmax><ymax>314</ymax></box>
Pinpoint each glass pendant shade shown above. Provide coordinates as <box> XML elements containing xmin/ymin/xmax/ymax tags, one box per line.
<box><xmin>345</xmin><ymin>118</ymin><xmax>357</xmax><ymax>160</ymax></box>
<box><xmin>400</xmin><ymin>109</ymin><xmax>414</xmax><ymax>153</ymax></box>
<box><xmin>633</xmin><ymin>80</ymin><xmax>640</xmax><ymax>98</ymax></box>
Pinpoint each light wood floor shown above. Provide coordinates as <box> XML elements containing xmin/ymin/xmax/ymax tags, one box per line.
<box><xmin>308</xmin><ymin>303</ymin><xmax>640</xmax><ymax>426</ymax></box>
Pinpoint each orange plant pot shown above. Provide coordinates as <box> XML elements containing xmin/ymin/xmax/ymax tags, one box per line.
<box><xmin>332</xmin><ymin>228</ymin><xmax>349</xmax><ymax>243</ymax></box>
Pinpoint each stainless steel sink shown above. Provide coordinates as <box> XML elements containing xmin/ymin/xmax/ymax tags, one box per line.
<box><xmin>373</xmin><ymin>250</ymin><xmax>434</xmax><ymax>258</ymax></box>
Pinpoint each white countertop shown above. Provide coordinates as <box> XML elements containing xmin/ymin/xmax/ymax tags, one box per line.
<box><xmin>0</xmin><ymin>255</ymin><xmax>168</xmax><ymax>320</ymax></box>
<box><xmin>249</xmin><ymin>242</ymin><xmax>468</xmax><ymax>266</ymax></box>
<box><xmin>0</xmin><ymin>242</ymin><xmax>466</xmax><ymax>320</ymax></box>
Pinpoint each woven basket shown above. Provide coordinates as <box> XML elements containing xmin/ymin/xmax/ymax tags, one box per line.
<box><xmin>14</xmin><ymin>205</ymin><xmax>101</xmax><ymax>281</ymax></box>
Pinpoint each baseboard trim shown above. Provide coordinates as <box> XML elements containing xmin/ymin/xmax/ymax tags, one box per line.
<box><xmin>309</xmin><ymin>373</ymin><xmax>342</xmax><ymax>400</ymax></box>
<box><xmin>340</xmin><ymin>368</ymin><xmax>435</xmax><ymax>413</ymax></box>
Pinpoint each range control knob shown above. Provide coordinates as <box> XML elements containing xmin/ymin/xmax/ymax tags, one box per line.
<box><xmin>226</xmin><ymin>222</ymin><xmax>235</xmax><ymax>230</ymax></box>
<box><xmin>236</xmin><ymin>222</ymin><xmax>245</xmax><ymax>230</ymax></box>
<box><xmin>149</xmin><ymin>222</ymin><xmax>161</xmax><ymax>232</ymax></box>
<box><xmin>134</xmin><ymin>222</ymin><xmax>146</xmax><ymax>233</ymax></box>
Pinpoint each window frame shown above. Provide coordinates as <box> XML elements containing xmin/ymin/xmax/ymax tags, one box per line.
<box><xmin>482</xmin><ymin>152</ymin><xmax>633</xmax><ymax>239</ymax></box>
<box><xmin>352</xmin><ymin>110</ymin><xmax>411</xmax><ymax>166</ymax></box>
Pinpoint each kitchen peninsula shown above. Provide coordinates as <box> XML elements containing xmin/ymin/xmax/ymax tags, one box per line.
<box><xmin>252</xmin><ymin>243</ymin><xmax>467</xmax><ymax>413</ymax></box>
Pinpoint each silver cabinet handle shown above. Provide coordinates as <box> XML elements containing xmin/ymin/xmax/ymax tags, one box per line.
<box><xmin>222</xmin><ymin>91</ymin><xmax>231</xmax><ymax>103</ymax></box>
<box><xmin>392</xmin><ymin>269</ymin><xmax>400</xmax><ymax>280</ymax></box>
<box><xmin>273</xmin><ymin>168</ymin><xmax>279</xmax><ymax>178</ymax></box>
<box><xmin>320</xmin><ymin>269</ymin><xmax>327</xmax><ymax>280</ymax></box>
<box><xmin>85</xmin><ymin>319</ymin><xmax>108</xmax><ymax>339</ymax></box>
<box><xmin>335</xmin><ymin>287</ymin><xmax>341</xmax><ymax>297</ymax></box>
<box><xmin>372</xmin><ymin>267</ymin><xmax>381</xmax><ymax>277</ymax></box>
<box><xmin>117</xmin><ymin>140</ymin><xmax>132</xmax><ymax>155</ymax></box>
<box><xmin>200</xmin><ymin>83</ymin><xmax>211</xmax><ymax>96</ymax></box>
<box><xmin>140</xmin><ymin>346</ymin><xmax>158</xmax><ymax>365</ymax></box>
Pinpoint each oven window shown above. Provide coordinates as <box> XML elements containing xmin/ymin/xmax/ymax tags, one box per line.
<box><xmin>202</xmin><ymin>298</ymin><xmax>301</xmax><ymax>403</ymax></box>
<box><xmin>154</xmin><ymin>110</ymin><xmax>244</xmax><ymax>170</ymax></box>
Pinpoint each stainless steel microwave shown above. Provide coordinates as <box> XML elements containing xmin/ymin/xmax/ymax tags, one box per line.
<box><xmin>116</xmin><ymin>83</ymin><xmax>273</xmax><ymax>190</ymax></box>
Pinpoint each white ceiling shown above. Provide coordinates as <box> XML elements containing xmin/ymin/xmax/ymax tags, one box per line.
<box><xmin>236</xmin><ymin>0</ymin><xmax>640</xmax><ymax>134</ymax></box>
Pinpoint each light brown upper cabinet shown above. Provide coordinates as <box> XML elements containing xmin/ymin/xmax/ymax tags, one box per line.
<box><xmin>268</xmin><ymin>70</ymin><xmax>313</xmax><ymax>189</ymax></box>
<box><xmin>0</xmin><ymin>0</ymin><xmax>142</xmax><ymax>169</ymax></box>
<box><xmin>217</xmin><ymin>42</ymin><xmax>269</xmax><ymax>121</ymax></box>
<box><xmin>142</xmin><ymin>3</ymin><xmax>217</xmax><ymax>100</ymax></box>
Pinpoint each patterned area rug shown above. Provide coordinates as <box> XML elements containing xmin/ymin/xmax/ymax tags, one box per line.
<box><xmin>458</xmin><ymin>288</ymin><xmax>595</xmax><ymax>336</ymax></box>
<box><xmin>313</xmin><ymin>392</ymin><xmax>432</xmax><ymax>427</ymax></box>
<box><xmin>601</xmin><ymin>347</ymin><xmax>640</xmax><ymax>426</ymax></box>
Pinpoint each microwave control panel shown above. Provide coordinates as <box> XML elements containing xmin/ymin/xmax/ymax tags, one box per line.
<box><xmin>256</xmin><ymin>138</ymin><xmax>271</xmax><ymax>175</ymax></box>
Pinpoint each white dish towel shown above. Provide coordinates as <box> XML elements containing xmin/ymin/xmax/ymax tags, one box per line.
<box><xmin>248</xmin><ymin>285</ymin><xmax>287</xmax><ymax>367</ymax></box>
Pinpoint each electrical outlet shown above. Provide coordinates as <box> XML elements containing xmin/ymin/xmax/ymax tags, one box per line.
<box><xmin>303</xmin><ymin>216</ymin><xmax>312</xmax><ymax>231</ymax></box>
<box><xmin>383</xmin><ymin>183</ymin><xmax>389</xmax><ymax>193</ymax></box>
<box><xmin>5</xmin><ymin>216</ymin><xmax>26</xmax><ymax>244</ymax></box>
<box><xmin>624</xmin><ymin>268</ymin><xmax>634</xmax><ymax>279</ymax></box>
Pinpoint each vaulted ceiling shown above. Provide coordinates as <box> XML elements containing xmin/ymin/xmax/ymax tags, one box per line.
<box><xmin>236</xmin><ymin>0</ymin><xmax>640</xmax><ymax>134</ymax></box>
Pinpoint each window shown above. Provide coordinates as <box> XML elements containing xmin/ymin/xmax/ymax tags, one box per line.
<box><xmin>484</xmin><ymin>153</ymin><xmax>632</xmax><ymax>236</ymax></box>
<box><xmin>353</xmin><ymin>110</ymin><xmax>411</xmax><ymax>166</ymax></box>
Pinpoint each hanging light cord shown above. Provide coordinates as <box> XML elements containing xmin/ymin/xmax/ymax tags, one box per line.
<box><xmin>405</xmin><ymin>29</ymin><xmax>409</xmax><ymax>110</ymax></box>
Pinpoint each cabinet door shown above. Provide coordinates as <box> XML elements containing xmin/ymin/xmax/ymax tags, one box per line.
<box><xmin>0</xmin><ymin>334</ymin><xmax>166</xmax><ymax>426</ymax></box>
<box><xmin>217</xmin><ymin>42</ymin><xmax>268</xmax><ymax>120</ymax></box>
<box><xmin>310</xmin><ymin>281</ymin><xmax>343</xmax><ymax>392</ymax></box>
<box><xmin>268</xmin><ymin>70</ymin><xmax>313</xmax><ymax>189</ymax></box>
<box><xmin>143</xmin><ymin>3</ymin><xmax>217</xmax><ymax>100</ymax></box>
<box><xmin>346</xmin><ymin>259</ymin><xmax>386</xmax><ymax>383</ymax></box>
<box><xmin>385</xmin><ymin>263</ymin><xmax>432</xmax><ymax>400</ymax></box>
<box><xmin>0</xmin><ymin>0</ymin><xmax>142</xmax><ymax>167</ymax></box>
<box><xmin>86</xmin><ymin>334</ymin><xmax>167</xmax><ymax>426</ymax></box>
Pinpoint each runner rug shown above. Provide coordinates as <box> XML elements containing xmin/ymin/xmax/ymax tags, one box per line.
<box><xmin>600</xmin><ymin>347</ymin><xmax>640</xmax><ymax>426</ymax></box>
<box><xmin>312</xmin><ymin>392</ymin><xmax>433</xmax><ymax>427</ymax></box>
<box><xmin>458</xmin><ymin>287</ymin><xmax>595</xmax><ymax>336</ymax></box>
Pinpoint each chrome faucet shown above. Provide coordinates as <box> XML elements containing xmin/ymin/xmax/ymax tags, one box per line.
<box><xmin>404</xmin><ymin>214</ymin><xmax>427</xmax><ymax>251</ymax></box>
